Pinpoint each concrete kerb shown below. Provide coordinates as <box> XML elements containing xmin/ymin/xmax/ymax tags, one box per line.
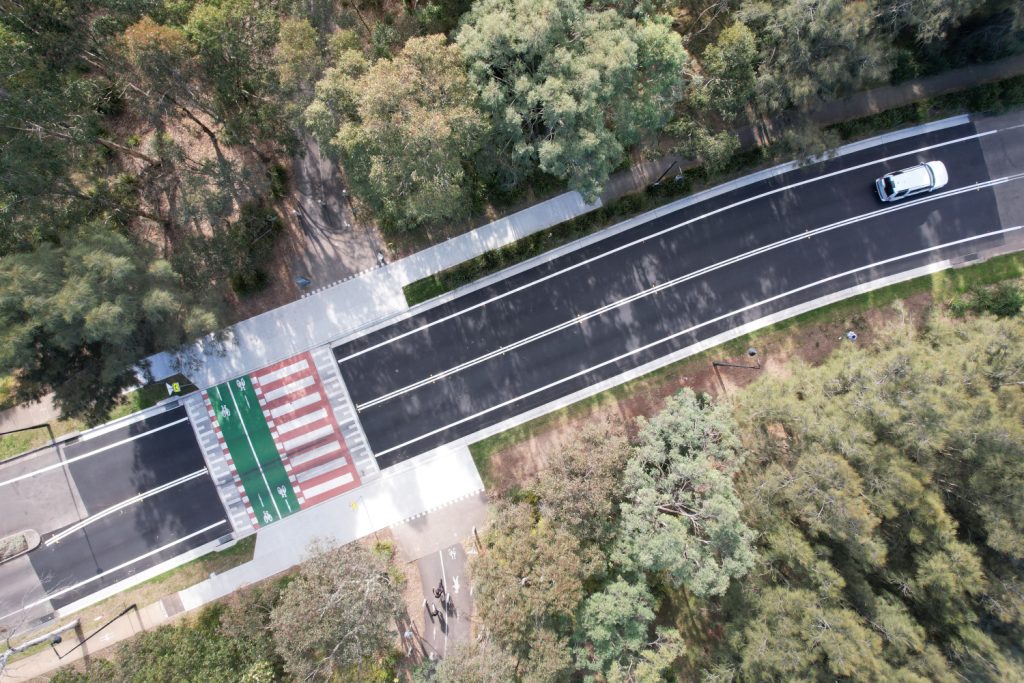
<box><xmin>0</xmin><ymin>530</ymin><xmax>40</xmax><ymax>565</ymax></box>
<box><xmin>411</xmin><ymin>256</ymin><xmax>971</xmax><ymax>458</ymax></box>
<box><xmin>328</xmin><ymin>114</ymin><xmax>974</xmax><ymax>348</ymax></box>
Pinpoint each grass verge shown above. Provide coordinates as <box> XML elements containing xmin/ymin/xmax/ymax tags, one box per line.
<box><xmin>405</xmin><ymin>74</ymin><xmax>1024</xmax><ymax>308</ymax></box>
<box><xmin>0</xmin><ymin>422</ymin><xmax>85</xmax><ymax>463</ymax></box>
<box><xmin>468</xmin><ymin>252</ymin><xmax>1024</xmax><ymax>487</ymax></box>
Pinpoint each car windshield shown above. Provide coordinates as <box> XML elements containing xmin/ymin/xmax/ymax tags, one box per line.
<box><xmin>883</xmin><ymin>177</ymin><xmax>895</xmax><ymax>195</ymax></box>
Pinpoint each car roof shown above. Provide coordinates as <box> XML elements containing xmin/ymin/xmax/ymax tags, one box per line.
<box><xmin>926</xmin><ymin>160</ymin><xmax>948</xmax><ymax>187</ymax></box>
<box><xmin>891</xmin><ymin>164</ymin><xmax>933</xmax><ymax>192</ymax></box>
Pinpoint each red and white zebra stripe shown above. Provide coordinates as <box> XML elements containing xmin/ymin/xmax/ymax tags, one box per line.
<box><xmin>250</xmin><ymin>352</ymin><xmax>361</xmax><ymax>509</ymax></box>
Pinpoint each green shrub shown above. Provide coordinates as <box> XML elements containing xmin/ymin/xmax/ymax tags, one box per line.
<box><xmin>224</xmin><ymin>201</ymin><xmax>281</xmax><ymax>297</ymax></box>
<box><xmin>268</xmin><ymin>163</ymin><xmax>289</xmax><ymax>200</ymax></box>
<box><xmin>231</xmin><ymin>269</ymin><xmax>269</xmax><ymax>296</ymax></box>
<box><xmin>948</xmin><ymin>294</ymin><xmax>970</xmax><ymax>318</ymax></box>
<box><xmin>970</xmin><ymin>282</ymin><xmax>1024</xmax><ymax>317</ymax></box>
<box><xmin>831</xmin><ymin>75</ymin><xmax>1024</xmax><ymax>143</ymax></box>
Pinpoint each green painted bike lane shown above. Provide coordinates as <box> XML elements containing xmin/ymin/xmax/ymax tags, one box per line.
<box><xmin>208</xmin><ymin>376</ymin><xmax>299</xmax><ymax>526</ymax></box>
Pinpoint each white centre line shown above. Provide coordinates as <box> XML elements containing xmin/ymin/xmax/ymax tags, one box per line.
<box><xmin>45</xmin><ymin>469</ymin><xmax>209</xmax><ymax>546</ymax></box>
<box><xmin>224</xmin><ymin>382</ymin><xmax>282</xmax><ymax>520</ymax></box>
<box><xmin>0</xmin><ymin>416</ymin><xmax>190</xmax><ymax>490</ymax></box>
<box><xmin>0</xmin><ymin>519</ymin><xmax>229</xmax><ymax>621</ymax></box>
<box><xmin>357</xmin><ymin>173</ymin><xmax>1024</xmax><ymax>411</ymax></box>
<box><xmin>338</xmin><ymin>128</ymin><xmax>997</xmax><ymax>364</ymax></box>
<box><xmin>372</xmin><ymin>225</ymin><xmax>1022</xmax><ymax>458</ymax></box>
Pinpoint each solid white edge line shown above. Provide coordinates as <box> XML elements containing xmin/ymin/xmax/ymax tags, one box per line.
<box><xmin>337</xmin><ymin>129</ymin><xmax>997</xmax><ymax>365</ymax></box>
<box><xmin>2</xmin><ymin>520</ymin><xmax>229</xmax><ymax>620</ymax></box>
<box><xmin>357</xmin><ymin>173</ymin><xmax>1024</xmax><ymax>410</ymax></box>
<box><xmin>372</xmin><ymin>225</ymin><xmax>1022</xmax><ymax>458</ymax></box>
<box><xmin>0</xmin><ymin>417</ymin><xmax>190</xmax><ymax>490</ymax></box>
<box><xmin>45</xmin><ymin>469</ymin><xmax>209</xmax><ymax>546</ymax></box>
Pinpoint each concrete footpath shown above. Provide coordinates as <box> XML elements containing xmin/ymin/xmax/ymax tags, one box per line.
<box><xmin>0</xmin><ymin>396</ymin><xmax>60</xmax><ymax>435</ymax></box>
<box><xmin>0</xmin><ymin>445</ymin><xmax>485</xmax><ymax>681</ymax></box>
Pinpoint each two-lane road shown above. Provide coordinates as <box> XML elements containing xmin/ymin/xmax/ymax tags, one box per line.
<box><xmin>335</xmin><ymin>119</ymin><xmax>1024</xmax><ymax>467</ymax></box>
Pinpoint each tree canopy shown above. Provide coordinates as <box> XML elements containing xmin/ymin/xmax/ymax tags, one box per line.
<box><xmin>717</xmin><ymin>313</ymin><xmax>1024</xmax><ymax>680</ymax></box>
<box><xmin>468</xmin><ymin>308</ymin><xmax>1024</xmax><ymax>681</ymax></box>
<box><xmin>456</xmin><ymin>0</ymin><xmax>688</xmax><ymax>199</ymax></box>
<box><xmin>3</xmin><ymin>0</ymin><xmax>1020</xmax><ymax>420</ymax></box>
<box><xmin>270</xmin><ymin>541</ymin><xmax>404</xmax><ymax>680</ymax></box>
<box><xmin>470</xmin><ymin>391</ymin><xmax>754</xmax><ymax>680</ymax></box>
<box><xmin>307</xmin><ymin>34</ymin><xmax>488</xmax><ymax>230</ymax></box>
<box><xmin>0</xmin><ymin>225</ymin><xmax>216</xmax><ymax>422</ymax></box>
<box><xmin>616</xmin><ymin>389</ymin><xmax>757</xmax><ymax>598</ymax></box>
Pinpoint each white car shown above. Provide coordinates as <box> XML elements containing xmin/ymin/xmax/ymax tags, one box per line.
<box><xmin>875</xmin><ymin>161</ymin><xmax>948</xmax><ymax>202</ymax></box>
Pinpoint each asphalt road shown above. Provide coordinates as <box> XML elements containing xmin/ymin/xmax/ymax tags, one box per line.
<box><xmin>21</xmin><ymin>406</ymin><xmax>228</xmax><ymax>611</ymax></box>
<box><xmin>337</xmin><ymin>120</ymin><xmax>1022</xmax><ymax>468</ymax></box>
